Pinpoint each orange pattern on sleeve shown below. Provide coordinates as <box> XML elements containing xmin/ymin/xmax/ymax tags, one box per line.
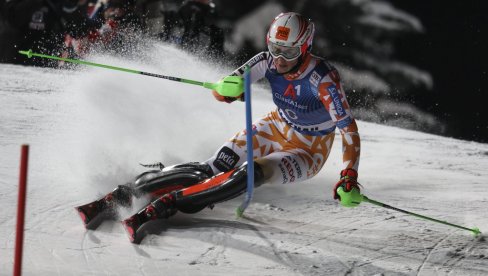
<box><xmin>339</xmin><ymin>119</ymin><xmax>360</xmax><ymax>171</ymax></box>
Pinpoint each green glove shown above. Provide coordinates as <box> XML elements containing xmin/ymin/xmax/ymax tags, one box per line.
<box><xmin>204</xmin><ymin>76</ymin><xmax>244</xmax><ymax>97</ymax></box>
<box><xmin>336</xmin><ymin>186</ymin><xmax>363</xmax><ymax>207</ymax></box>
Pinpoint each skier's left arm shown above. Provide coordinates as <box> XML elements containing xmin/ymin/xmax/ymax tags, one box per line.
<box><xmin>318</xmin><ymin>69</ymin><xmax>361</xmax><ymax>206</ymax></box>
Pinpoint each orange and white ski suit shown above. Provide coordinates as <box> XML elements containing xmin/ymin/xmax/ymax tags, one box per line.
<box><xmin>206</xmin><ymin>52</ymin><xmax>361</xmax><ymax>185</ymax></box>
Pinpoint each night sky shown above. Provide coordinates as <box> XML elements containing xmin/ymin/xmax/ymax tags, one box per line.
<box><xmin>394</xmin><ymin>1</ymin><xmax>488</xmax><ymax>143</ymax></box>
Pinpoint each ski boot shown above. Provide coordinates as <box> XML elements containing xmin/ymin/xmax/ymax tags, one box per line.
<box><xmin>122</xmin><ymin>193</ymin><xmax>177</xmax><ymax>243</ymax></box>
<box><xmin>76</xmin><ymin>162</ymin><xmax>213</xmax><ymax>230</ymax></box>
<box><xmin>75</xmin><ymin>185</ymin><xmax>135</xmax><ymax>230</ymax></box>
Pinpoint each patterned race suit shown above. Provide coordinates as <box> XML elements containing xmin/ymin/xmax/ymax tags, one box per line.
<box><xmin>206</xmin><ymin>52</ymin><xmax>361</xmax><ymax>185</ymax></box>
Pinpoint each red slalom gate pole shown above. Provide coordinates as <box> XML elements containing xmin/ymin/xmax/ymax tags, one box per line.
<box><xmin>14</xmin><ymin>145</ymin><xmax>29</xmax><ymax>276</ymax></box>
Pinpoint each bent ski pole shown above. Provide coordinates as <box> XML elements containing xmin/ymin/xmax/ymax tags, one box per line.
<box><xmin>18</xmin><ymin>49</ymin><xmax>243</xmax><ymax>97</ymax></box>
<box><xmin>362</xmin><ymin>195</ymin><xmax>482</xmax><ymax>236</ymax></box>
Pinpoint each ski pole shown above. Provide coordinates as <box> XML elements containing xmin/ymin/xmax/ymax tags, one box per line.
<box><xmin>18</xmin><ymin>49</ymin><xmax>243</xmax><ymax>97</ymax></box>
<box><xmin>362</xmin><ymin>195</ymin><xmax>482</xmax><ymax>236</ymax></box>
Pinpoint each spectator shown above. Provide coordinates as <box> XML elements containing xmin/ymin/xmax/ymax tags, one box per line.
<box><xmin>60</xmin><ymin>0</ymin><xmax>142</xmax><ymax>63</ymax></box>
<box><xmin>3</xmin><ymin>0</ymin><xmax>65</xmax><ymax>66</ymax></box>
<box><xmin>160</xmin><ymin>0</ymin><xmax>224</xmax><ymax>56</ymax></box>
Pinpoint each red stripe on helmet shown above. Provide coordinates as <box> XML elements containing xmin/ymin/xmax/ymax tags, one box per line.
<box><xmin>294</xmin><ymin>16</ymin><xmax>308</xmax><ymax>46</ymax></box>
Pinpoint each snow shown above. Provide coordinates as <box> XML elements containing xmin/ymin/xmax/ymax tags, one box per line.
<box><xmin>1</xmin><ymin>43</ymin><xmax>488</xmax><ymax>276</ymax></box>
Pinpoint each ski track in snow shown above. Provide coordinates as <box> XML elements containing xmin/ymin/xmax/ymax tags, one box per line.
<box><xmin>1</xmin><ymin>43</ymin><xmax>488</xmax><ymax>275</ymax></box>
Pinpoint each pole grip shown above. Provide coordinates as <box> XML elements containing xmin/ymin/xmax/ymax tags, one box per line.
<box><xmin>14</xmin><ymin>145</ymin><xmax>29</xmax><ymax>276</ymax></box>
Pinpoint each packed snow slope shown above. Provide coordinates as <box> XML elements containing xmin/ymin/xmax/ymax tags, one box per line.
<box><xmin>1</xmin><ymin>43</ymin><xmax>488</xmax><ymax>276</ymax></box>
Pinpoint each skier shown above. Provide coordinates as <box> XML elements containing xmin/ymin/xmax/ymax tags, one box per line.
<box><xmin>76</xmin><ymin>12</ymin><xmax>362</xmax><ymax>243</ymax></box>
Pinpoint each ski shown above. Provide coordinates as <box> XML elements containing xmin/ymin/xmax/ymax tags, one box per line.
<box><xmin>75</xmin><ymin>185</ymin><xmax>134</xmax><ymax>230</ymax></box>
<box><xmin>121</xmin><ymin>193</ymin><xmax>177</xmax><ymax>243</ymax></box>
<box><xmin>75</xmin><ymin>197</ymin><xmax>115</xmax><ymax>230</ymax></box>
<box><xmin>121</xmin><ymin>204</ymin><xmax>159</xmax><ymax>243</ymax></box>
<box><xmin>75</xmin><ymin>162</ymin><xmax>214</xmax><ymax>238</ymax></box>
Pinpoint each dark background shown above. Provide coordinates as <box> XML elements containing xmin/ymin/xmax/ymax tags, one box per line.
<box><xmin>394</xmin><ymin>1</ymin><xmax>488</xmax><ymax>143</ymax></box>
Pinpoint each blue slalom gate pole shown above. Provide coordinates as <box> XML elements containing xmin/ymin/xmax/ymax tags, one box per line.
<box><xmin>237</xmin><ymin>66</ymin><xmax>253</xmax><ymax>217</ymax></box>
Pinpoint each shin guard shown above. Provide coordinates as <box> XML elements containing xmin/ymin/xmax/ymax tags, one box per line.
<box><xmin>172</xmin><ymin>162</ymin><xmax>265</xmax><ymax>212</ymax></box>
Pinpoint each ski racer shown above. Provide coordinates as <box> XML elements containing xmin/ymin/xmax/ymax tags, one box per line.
<box><xmin>76</xmin><ymin>12</ymin><xmax>362</xmax><ymax>242</ymax></box>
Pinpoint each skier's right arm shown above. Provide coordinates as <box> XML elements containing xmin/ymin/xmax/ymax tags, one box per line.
<box><xmin>212</xmin><ymin>52</ymin><xmax>269</xmax><ymax>103</ymax></box>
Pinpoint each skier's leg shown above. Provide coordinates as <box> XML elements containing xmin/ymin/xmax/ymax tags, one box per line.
<box><xmin>205</xmin><ymin>111</ymin><xmax>284</xmax><ymax>175</ymax></box>
<box><xmin>255</xmin><ymin>146</ymin><xmax>333</xmax><ymax>185</ymax></box>
<box><xmin>121</xmin><ymin>162</ymin><xmax>265</xmax><ymax>242</ymax></box>
<box><xmin>110</xmin><ymin>139</ymin><xmax>331</xmax><ymax>226</ymax></box>
<box><xmin>205</xmin><ymin>110</ymin><xmax>335</xmax><ymax>181</ymax></box>
<box><xmin>174</xmin><ymin>161</ymin><xmax>265</xmax><ymax>208</ymax></box>
<box><xmin>142</xmin><ymin>110</ymin><xmax>334</xmax><ymax>218</ymax></box>
<box><xmin>79</xmin><ymin>162</ymin><xmax>214</xmax><ymax>218</ymax></box>
<box><xmin>133</xmin><ymin>162</ymin><xmax>214</xmax><ymax>198</ymax></box>
<box><xmin>140</xmin><ymin>161</ymin><xmax>265</xmax><ymax>219</ymax></box>
<box><xmin>141</xmin><ymin>139</ymin><xmax>332</xmax><ymax>221</ymax></box>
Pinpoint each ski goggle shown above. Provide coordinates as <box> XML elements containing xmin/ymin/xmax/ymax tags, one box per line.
<box><xmin>267</xmin><ymin>43</ymin><xmax>301</xmax><ymax>61</ymax></box>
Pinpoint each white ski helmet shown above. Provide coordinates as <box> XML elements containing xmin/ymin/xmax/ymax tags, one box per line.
<box><xmin>266</xmin><ymin>12</ymin><xmax>315</xmax><ymax>61</ymax></box>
